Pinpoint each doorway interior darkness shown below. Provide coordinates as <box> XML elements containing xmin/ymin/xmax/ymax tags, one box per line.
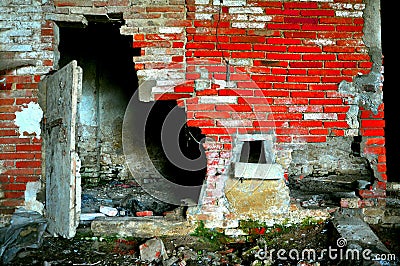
<box><xmin>57</xmin><ymin>17</ymin><xmax>207</xmax><ymax>188</ymax></box>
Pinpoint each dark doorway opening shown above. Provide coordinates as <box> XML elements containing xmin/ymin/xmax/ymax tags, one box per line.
<box><xmin>58</xmin><ymin>19</ymin><xmax>138</xmax><ymax>185</ymax></box>
<box><xmin>55</xmin><ymin>18</ymin><xmax>205</xmax><ymax>219</ymax></box>
<box><xmin>145</xmin><ymin>100</ymin><xmax>207</xmax><ymax>187</ymax></box>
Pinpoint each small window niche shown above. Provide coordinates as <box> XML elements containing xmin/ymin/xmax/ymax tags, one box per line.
<box><xmin>233</xmin><ymin>136</ymin><xmax>283</xmax><ymax>180</ymax></box>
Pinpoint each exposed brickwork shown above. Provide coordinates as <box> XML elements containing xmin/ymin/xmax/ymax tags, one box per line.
<box><xmin>0</xmin><ymin>0</ymin><xmax>386</xmax><ymax>224</ymax></box>
<box><xmin>0</xmin><ymin>0</ymin><xmax>54</xmax><ymax>214</ymax></box>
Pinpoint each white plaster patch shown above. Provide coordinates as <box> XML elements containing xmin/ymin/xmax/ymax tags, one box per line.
<box><xmin>232</xmin><ymin>22</ymin><xmax>265</xmax><ymax>29</ymax></box>
<box><xmin>24</xmin><ymin>181</ymin><xmax>44</xmax><ymax>214</ymax></box>
<box><xmin>14</xmin><ymin>101</ymin><xmax>43</xmax><ymax>139</ymax></box>
<box><xmin>335</xmin><ymin>10</ymin><xmax>363</xmax><ymax>18</ymax></box>
<box><xmin>158</xmin><ymin>27</ymin><xmax>183</xmax><ymax>34</ymax></box>
<box><xmin>304</xmin><ymin>113</ymin><xmax>337</xmax><ymax>120</ymax></box>
<box><xmin>213</xmin><ymin>0</ymin><xmax>246</xmax><ymax>6</ymax></box>
<box><xmin>195</xmin><ymin>13</ymin><xmax>213</xmax><ymax>20</ymax></box>
<box><xmin>248</xmin><ymin>15</ymin><xmax>273</xmax><ymax>22</ymax></box>
<box><xmin>329</xmin><ymin>3</ymin><xmax>353</xmax><ymax>9</ymax></box>
<box><xmin>229</xmin><ymin>7</ymin><xmax>264</xmax><ymax>14</ymax></box>
<box><xmin>199</xmin><ymin>96</ymin><xmax>238</xmax><ymax>104</ymax></box>
<box><xmin>305</xmin><ymin>39</ymin><xmax>335</xmax><ymax>46</ymax></box>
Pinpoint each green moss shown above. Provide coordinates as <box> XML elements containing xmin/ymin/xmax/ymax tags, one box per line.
<box><xmin>191</xmin><ymin>221</ymin><xmax>231</xmax><ymax>250</ymax></box>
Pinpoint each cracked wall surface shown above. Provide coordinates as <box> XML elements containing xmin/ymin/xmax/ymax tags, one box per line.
<box><xmin>0</xmin><ymin>0</ymin><xmax>388</xmax><ymax>226</ymax></box>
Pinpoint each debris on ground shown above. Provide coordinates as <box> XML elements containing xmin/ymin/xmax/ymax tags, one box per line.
<box><xmin>0</xmin><ymin>208</ymin><xmax>47</xmax><ymax>265</ymax></box>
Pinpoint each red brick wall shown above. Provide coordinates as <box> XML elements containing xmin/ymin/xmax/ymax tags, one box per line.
<box><xmin>0</xmin><ymin>0</ymin><xmax>385</xmax><ymax>218</ymax></box>
<box><xmin>0</xmin><ymin>1</ymin><xmax>56</xmax><ymax>214</ymax></box>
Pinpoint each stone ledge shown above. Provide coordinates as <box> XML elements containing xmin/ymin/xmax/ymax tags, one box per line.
<box><xmin>91</xmin><ymin>216</ymin><xmax>197</xmax><ymax>238</ymax></box>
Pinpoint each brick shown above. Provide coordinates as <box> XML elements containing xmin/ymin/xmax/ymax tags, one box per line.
<box><xmin>15</xmin><ymin>176</ymin><xmax>39</xmax><ymax>183</ymax></box>
<box><xmin>237</xmin><ymin>97</ymin><xmax>270</xmax><ymax>104</ymax></box>
<box><xmin>310</xmin><ymin>128</ymin><xmax>329</xmax><ymax>135</ymax></box>
<box><xmin>310</xmin><ymin>84</ymin><xmax>338</xmax><ymax>90</ymax></box>
<box><xmin>288</xmin><ymin>105</ymin><xmax>323</xmax><ymax>113</ymax></box>
<box><xmin>289</xmin><ymin>62</ymin><xmax>323</xmax><ymax>68</ymax></box>
<box><xmin>276</xmin><ymin>136</ymin><xmax>292</xmax><ymax>142</ymax></box>
<box><xmin>361</xmin><ymin>120</ymin><xmax>385</xmax><ymax>128</ymax></box>
<box><xmin>276</xmin><ymin>128</ymin><xmax>308</xmax><ymax>135</ymax></box>
<box><xmin>310</xmin><ymin>99</ymin><xmax>343</xmax><ymax>105</ymax></box>
<box><xmin>187</xmin><ymin>119</ymin><xmax>215</xmax><ymax>127</ymax></box>
<box><xmin>288</xmin><ymin>46</ymin><xmax>322</xmax><ymax>53</ymax></box>
<box><xmin>186</xmin><ymin>43</ymin><xmax>215</xmax><ymax>49</ymax></box>
<box><xmin>274</xmin><ymin>98</ymin><xmax>308</xmax><ymax>105</ymax></box>
<box><xmin>266</xmin><ymin>53</ymin><xmax>301</xmax><ymax>60</ymax></box>
<box><xmin>253</xmin><ymin>44</ymin><xmax>286</xmax><ymax>52</ymax></box>
<box><xmin>287</xmin><ymin>76</ymin><xmax>320</xmax><ymax>83</ymax></box>
<box><xmin>252</xmin><ymin>75</ymin><xmax>285</xmax><ymax>82</ymax></box>
<box><xmin>323</xmin><ymin>106</ymin><xmax>349</xmax><ymax>113</ymax></box>
<box><xmin>325</xmin><ymin>61</ymin><xmax>357</xmax><ymax>68</ymax></box>
<box><xmin>16</xmin><ymin>144</ymin><xmax>42</xmax><ymax>151</ymax></box>
<box><xmin>195</xmin><ymin>112</ymin><xmax>231</xmax><ymax>119</ymax></box>
<box><xmin>293</xmin><ymin>136</ymin><xmax>326</xmax><ymax>143</ymax></box>
<box><xmin>290</xmin><ymin>121</ymin><xmax>323</xmax><ymax>127</ymax></box>
<box><xmin>268</xmin><ymin>23</ymin><xmax>301</xmax><ymax>30</ymax></box>
<box><xmin>0</xmin><ymin>153</ymin><xmax>35</xmax><ymax>160</ymax></box>
<box><xmin>0</xmin><ymin>138</ymin><xmax>30</xmax><ymax>144</ymax></box>
<box><xmin>302</xmin><ymin>25</ymin><xmax>335</xmax><ymax>31</ymax></box>
<box><xmin>363</xmin><ymin>146</ymin><xmax>386</xmax><ymax>155</ymax></box>
<box><xmin>301</xmin><ymin>10</ymin><xmax>335</xmax><ymax>17</ymax></box>
<box><xmin>218</xmin><ymin>89</ymin><xmax>253</xmax><ymax>96</ymax></box>
<box><xmin>360</xmin><ymin>128</ymin><xmax>385</xmax><ymax>137</ymax></box>
<box><xmin>358</xmin><ymin>189</ymin><xmax>385</xmax><ymax>199</ymax></box>
<box><xmin>16</xmin><ymin>161</ymin><xmax>41</xmax><ymax>168</ymax></box>
<box><xmin>154</xmin><ymin>93</ymin><xmax>191</xmax><ymax>100</ymax></box>
<box><xmin>284</xmin><ymin>2</ymin><xmax>318</xmax><ymax>9</ymax></box>
<box><xmin>255</xmin><ymin>90</ymin><xmax>289</xmax><ymax>97</ymax></box>
<box><xmin>338</xmin><ymin>54</ymin><xmax>370</xmax><ymax>61</ymax></box>
<box><xmin>284</xmin><ymin>17</ymin><xmax>318</xmax><ymax>24</ymax></box>
<box><xmin>267</xmin><ymin>38</ymin><xmax>301</xmax><ymax>45</ymax></box>
<box><xmin>231</xmin><ymin>51</ymin><xmax>265</xmax><ymax>58</ymax></box>
<box><xmin>136</xmin><ymin>211</ymin><xmax>153</xmax><ymax>217</ymax></box>
<box><xmin>291</xmin><ymin>91</ymin><xmax>324</xmax><ymax>98</ymax></box>
<box><xmin>0</xmin><ymin>99</ymin><xmax>14</xmax><ymax>105</ymax></box>
<box><xmin>284</xmin><ymin>31</ymin><xmax>316</xmax><ymax>39</ymax></box>
<box><xmin>216</xmin><ymin>104</ymin><xmax>252</xmax><ymax>112</ymax></box>
<box><xmin>365</xmin><ymin>137</ymin><xmax>385</xmax><ymax>146</ymax></box>
<box><xmin>323</xmin><ymin>121</ymin><xmax>349</xmax><ymax>128</ymax></box>
<box><xmin>268</xmin><ymin>113</ymin><xmax>302</xmax><ymax>120</ymax></box>
<box><xmin>4</xmin><ymin>191</ymin><xmax>25</xmax><ymax>199</ymax></box>
<box><xmin>2</xmin><ymin>183</ymin><xmax>26</xmax><ymax>191</ymax></box>
<box><xmin>201</xmin><ymin>127</ymin><xmax>237</xmax><ymax>135</ymax></box>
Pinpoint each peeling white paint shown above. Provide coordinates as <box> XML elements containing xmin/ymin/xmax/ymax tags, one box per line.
<box><xmin>335</xmin><ymin>10</ymin><xmax>363</xmax><ymax>18</ymax></box>
<box><xmin>305</xmin><ymin>39</ymin><xmax>335</xmax><ymax>46</ymax></box>
<box><xmin>195</xmin><ymin>13</ymin><xmax>213</xmax><ymax>20</ymax></box>
<box><xmin>14</xmin><ymin>101</ymin><xmax>43</xmax><ymax>139</ymax></box>
<box><xmin>24</xmin><ymin>181</ymin><xmax>44</xmax><ymax>214</ymax></box>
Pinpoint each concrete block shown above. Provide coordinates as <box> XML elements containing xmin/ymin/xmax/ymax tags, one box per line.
<box><xmin>234</xmin><ymin>162</ymin><xmax>283</xmax><ymax>180</ymax></box>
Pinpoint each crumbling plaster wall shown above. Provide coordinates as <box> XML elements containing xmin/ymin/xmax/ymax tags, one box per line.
<box><xmin>0</xmin><ymin>0</ymin><xmax>387</xmax><ymax>226</ymax></box>
<box><xmin>0</xmin><ymin>0</ymin><xmax>53</xmax><ymax>217</ymax></box>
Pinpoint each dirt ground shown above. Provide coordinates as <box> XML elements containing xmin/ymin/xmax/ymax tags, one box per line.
<box><xmin>3</xmin><ymin>181</ymin><xmax>400</xmax><ymax>266</ymax></box>
<box><xmin>5</xmin><ymin>219</ymin><xmax>329</xmax><ymax>265</ymax></box>
<box><xmin>4</xmin><ymin>218</ymin><xmax>400</xmax><ymax>266</ymax></box>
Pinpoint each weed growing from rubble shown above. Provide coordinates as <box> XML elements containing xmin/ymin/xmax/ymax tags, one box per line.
<box><xmin>191</xmin><ymin>221</ymin><xmax>232</xmax><ymax>250</ymax></box>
